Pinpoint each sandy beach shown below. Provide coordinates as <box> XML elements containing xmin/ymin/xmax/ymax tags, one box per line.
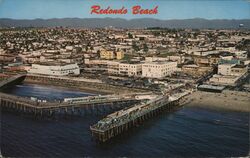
<box><xmin>186</xmin><ymin>90</ymin><xmax>250</xmax><ymax>112</ymax></box>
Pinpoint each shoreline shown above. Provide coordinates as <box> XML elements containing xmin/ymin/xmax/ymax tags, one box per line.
<box><xmin>185</xmin><ymin>90</ymin><xmax>250</xmax><ymax>113</ymax></box>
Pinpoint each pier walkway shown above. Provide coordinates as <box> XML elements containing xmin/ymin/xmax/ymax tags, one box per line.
<box><xmin>0</xmin><ymin>92</ymin><xmax>141</xmax><ymax>116</ymax></box>
<box><xmin>90</xmin><ymin>91</ymin><xmax>191</xmax><ymax>142</ymax></box>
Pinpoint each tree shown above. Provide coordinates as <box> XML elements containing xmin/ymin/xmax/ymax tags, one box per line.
<box><xmin>132</xmin><ymin>41</ymin><xmax>140</xmax><ymax>51</ymax></box>
<box><xmin>128</xmin><ymin>32</ymin><xmax>133</xmax><ymax>39</ymax></box>
<box><xmin>143</xmin><ymin>43</ymin><xmax>148</xmax><ymax>52</ymax></box>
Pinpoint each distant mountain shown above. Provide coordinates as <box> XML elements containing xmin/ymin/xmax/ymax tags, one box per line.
<box><xmin>0</xmin><ymin>18</ymin><xmax>249</xmax><ymax>29</ymax></box>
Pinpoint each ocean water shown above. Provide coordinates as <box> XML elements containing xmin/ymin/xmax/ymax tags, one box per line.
<box><xmin>1</xmin><ymin>83</ymin><xmax>249</xmax><ymax>157</ymax></box>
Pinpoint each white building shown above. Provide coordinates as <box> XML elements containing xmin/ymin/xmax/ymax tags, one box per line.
<box><xmin>209</xmin><ymin>64</ymin><xmax>247</xmax><ymax>85</ymax></box>
<box><xmin>107</xmin><ymin>61</ymin><xmax>120</xmax><ymax>75</ymax></box>
<box><xmin>28</xmin><ymin>63</ymin><xmax>80</xmax><ymax>76</ymax></box>
<box><xmin>119</xmin><ymin>63</ymin><xmax>142</xmax><ymax>77</ymax></box>
<box><xmin>218</xmin><ymin>64</ymin><xmax>235</xmax><ymax>76</ymax></box>
<box><xmin>142</xmin><ymin>62</ymin><xmax>177</xmax><ymax>78</ymax></box>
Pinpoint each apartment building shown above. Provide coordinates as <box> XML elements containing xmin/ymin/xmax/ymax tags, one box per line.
<box><xmin>142</xmin><ymin>61</ymin><xmax>177</xmax><ymax>78</ymax></box>
<box><xmin>28</xmin><ymin>63</ymin><xmax>80</xmax><ymax>76</ymax></box>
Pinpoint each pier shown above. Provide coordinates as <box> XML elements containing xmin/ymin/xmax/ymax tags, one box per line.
<box><xmin>0</xmin><ymin>92</ymin><xmax>141</xmax><ymax>116</ymax></box>
<box><xmin>90</xmin><ymin>92</ymin><xmax>190</xmax><ymax>142</ymax></box>
<box><xmin>0</xmin><ymin>74</ymin><xmax>26</xmax><ymax>90</ymax></box>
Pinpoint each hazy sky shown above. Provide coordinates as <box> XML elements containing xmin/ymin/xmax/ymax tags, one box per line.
<box><xmin>0</xmin><ymin>0</ymin><xmax>249</xmax><ymax>19</ymax></box>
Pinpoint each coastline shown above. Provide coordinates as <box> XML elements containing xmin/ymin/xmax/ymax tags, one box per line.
<box><xmin>186</xmin><ymin>90</ymin><xmax>250</xmax><ymax>112</ymax></box>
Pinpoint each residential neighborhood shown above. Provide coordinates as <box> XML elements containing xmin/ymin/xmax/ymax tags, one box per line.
<box><xmin>0</xmin><ymin>28</ymin><xmax>249</xmax><ymax>91</ymax></box>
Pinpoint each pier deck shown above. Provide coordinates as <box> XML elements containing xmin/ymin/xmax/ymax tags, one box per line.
<box><xmin>90</xmin><ymin>92</ymin><xmax>190</xmax><ymax>142</ymax></box>
<box><xmin>0</xmin><ymin>92</ymin><xmax>141</xmax><ymax>116</ymax></box>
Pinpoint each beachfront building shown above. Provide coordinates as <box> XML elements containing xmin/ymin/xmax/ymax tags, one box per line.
<box><xmin>142</xmin><ymin>61</ymin><xmax>177</xmax><ymax>78</ymax></box>
<box><xmin>209</xmin><ymin>64</ymin><xmax>247</xmax><ymax>85</ymax></box>
<box><xmin>28</xmin><ymin>63</ymin><xmax>80</xmax><ymax>76</ymax></box>
<box><xmin>218</xmin><ymin>64</ymin><xmax>247</xmax><ymax>76</ymax></box>
<box><xmin>209</xmin><ymin>74</ymin><xmax>240</xmax><ymax>85</ymax></box>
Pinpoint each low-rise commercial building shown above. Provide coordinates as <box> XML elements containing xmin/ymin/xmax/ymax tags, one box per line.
<box><xmin>209</xmin><ymin>74</ymin><xmax>240</xmax><ymax>85</ymax></box>
<box><xmin>218</xmin><ymin>64</ymin><xmax>247</xmax><ymax>76</ymax></box>
<box><xmin>209</xmin><ymin>64</ymin><xmax>247</xmax><ymax>85</ymax></box>
<box><xmin>182</xmin><ymin>64</ymin><xmax>212</xmax><ymax>77</ymax></box>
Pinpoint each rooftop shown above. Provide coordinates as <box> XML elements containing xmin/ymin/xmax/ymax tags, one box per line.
<box><xmin>232</xmin><ymin>65</ymin><xmax>246</xmax><ymax>68</ymax></box>
<box><xmin>144</xmin><ymin>61</ymin><xmax>176</xmax><ymax>65</ymax></box>
<box><xmin>33</xmin><ymin>62</ymin><xmax>76</xmax><ymax>66</ymax></box>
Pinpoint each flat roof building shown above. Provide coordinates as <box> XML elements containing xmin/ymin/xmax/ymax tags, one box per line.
<box><xmin>142</xmin><ymin>61</ymin><xmax>177</xmax><ymax>78</ymax></box>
